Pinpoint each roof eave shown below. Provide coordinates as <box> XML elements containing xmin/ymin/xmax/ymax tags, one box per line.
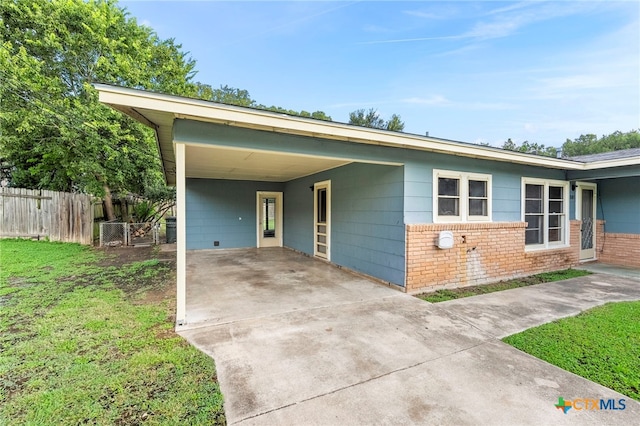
<box><xmin>95</xmin><ymin>84</ymin><xmax>637</xmax><ymax>175</ymax></box>
<box><xmin>581</xmin><ymin>157</ymin><xmax>640</xmax><ymax>169</ymax></box>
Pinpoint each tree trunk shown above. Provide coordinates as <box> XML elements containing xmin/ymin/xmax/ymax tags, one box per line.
<box><xmin>103</xmin><ymin>185</ymin><xmax>116</xmax><ymax>221</ymax></box>
<box><xmin>121</xmin><ymin>198</ymin><xmax>129</xmax><ymax>222</ymax></box>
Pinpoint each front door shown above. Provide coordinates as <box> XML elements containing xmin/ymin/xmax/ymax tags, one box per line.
<box><xmin>314</xmin><ymin>181</ymin><xmax>331</xmax><ymax>260</ymax></box>
<box><xmin>257</xmin><ymin>192</ymin><xmax>283</xmax><ymax>248</ymax></box>
<box><xmin>577</xmin><ymin>183</ymin><xmax>597</xmax><ymax>261</ymax></box>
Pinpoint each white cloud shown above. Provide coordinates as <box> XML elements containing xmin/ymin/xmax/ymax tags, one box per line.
<box><xmin>360</xmin><ymin>0</ymin><xmax>607</xmax><ymax>45</ymax></box>
<box><xmin>527</xmin><ymin>20</ymin><xmax>639</xmax><ymax>102</ymax></box>
<box><xmin>484</xmin><ymin>1</ymin><xmax>536</xmax><ymax>17</ymax></box>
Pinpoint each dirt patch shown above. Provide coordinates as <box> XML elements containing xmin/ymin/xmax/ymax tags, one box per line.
<box><xmin>97</xmin><ymin>245</ymin><xmax>175</xmax><ymax>267</ymax></box>
<box><xmin>95</xmin><ymin>245</ymin><xmax>177</xmax><ymax>305</ymax></box>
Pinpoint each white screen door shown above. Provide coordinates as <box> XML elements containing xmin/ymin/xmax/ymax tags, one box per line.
<box><xmin>576</xmin><ymin>183</ymin><xmax>596</xmax><ymax>260</ymax></box>
<box><xmin>257</xmin><ymin>192</ymin><xmax>283</xmax><ymax>248</ymax></box>
<box><xmin>314</xmin><ymin>181</ymin><xmax>331</xmax><ymax>260</ymax></box>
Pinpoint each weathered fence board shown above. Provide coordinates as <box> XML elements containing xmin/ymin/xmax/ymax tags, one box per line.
<box><xmin>0</xmin><ymin>188</ymin><xmax>93</xmax><ymax>244</ymax></box>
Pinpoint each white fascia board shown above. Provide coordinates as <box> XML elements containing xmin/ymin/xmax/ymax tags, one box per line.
<box><xmin>581</xmin><ymin>157</ymin><xmax>640</xmax><ymax>169</ymax></box>
<box><xmin>95</xmin><ymin>85</ymin><xmax>634</xmax><ymax>172</ymax></box>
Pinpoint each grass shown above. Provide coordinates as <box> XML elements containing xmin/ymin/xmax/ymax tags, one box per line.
<box><xmin>417</xmin><ymin>269</ymin><xmax>591</xmax><ymax>303</ymax></box>
<box><xmin>0</xmin><ymin>239</ymin><xmax>225</xmax><ymax>425</ymax></box>
<box><xmin>504</xmin><ymin>301</ymin><xmax>640</xmax><ymax>401</ymax></box>
<box><xmin>263</xmin><ymin>218</ymin><xmax>276</xmax><ymax>232</ymax></box>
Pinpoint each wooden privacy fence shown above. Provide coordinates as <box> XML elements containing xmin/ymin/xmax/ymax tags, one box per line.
<box><xmin>0</xmin><ymin>188</ymin><xmax>93</xmax><ymax>245</ymax></box>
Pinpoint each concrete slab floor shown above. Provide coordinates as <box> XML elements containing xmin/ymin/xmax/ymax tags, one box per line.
<box><xmin>182</xmin><ymin>248</ymin><xmax>397</xmax><ymax>328</ymax></box>
<box><xmin>178</xmin><ymin>248</ymin><xmax>640</xmax><ymax>425</ymax></box>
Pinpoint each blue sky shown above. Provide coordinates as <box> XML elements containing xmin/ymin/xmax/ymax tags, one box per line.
<box><xmin>120</xmin><ymin>1</ymin><xmax>639</xmax><ymax>147</ymax></box>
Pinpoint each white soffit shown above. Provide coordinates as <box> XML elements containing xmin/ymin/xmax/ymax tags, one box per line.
<box><xmin>184</xmin><ymin>144</ymin><xmax>352</xmax><ymax>181</ymax></box>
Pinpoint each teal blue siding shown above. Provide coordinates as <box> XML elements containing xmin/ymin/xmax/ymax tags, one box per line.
<box><xmin>403</xmin><ymin>160</ymin><xmax>431</xmax><ymax>223</ymax></box>
<box><xmin>597</xmin><ymin>177</ymin><xmax>640</xmax><ymax>234</ymax></box>
<box><xmin>281</xmin><ymin>177</ymin><xmax>314</xmax><ymax>254</ymax></box>
<box><xmin>186</xmin><ymin>178</ymin><xmax>284</xmax><ymax>249</ymax></box>
<box><xmin>568</xmin><ymin>164</ymin><xmax>640</xmax><ymax>181</ymax></box>
<box><xmin>174</xmin><ymin>119</ymin><xmax>409</xmax><ymax>165</ymax></box>
<box><xmin>284</xmin><ymin>163</ymin><xmax>405</xmax><ymax>286</ymax></box>
<box><xmin>403</xmin><ymin>152</ymin><xmax>567</xmax><ymax>223</ymax></box>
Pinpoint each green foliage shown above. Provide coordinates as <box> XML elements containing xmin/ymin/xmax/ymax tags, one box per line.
<box><xmin>0</xmin><ymin>239</ymin><xmax>225</xmax><ymax>424</ymax></box>
<box><xmin>561</xmin><ymin>129</ymin><xmax>640</xmax><ymax>156</ymax></box>
<box><xmin>194</xmin><ymin>82</ymin><xmax>332</xmax><ymax>121</ymax></box>
<box><xmin>258</xmin><ymin>104</ymin><xmax>333</xmax><ymax>121</ymax></box>
<box><xmin>501</xmin><ymin>138</ymin><xmax>558</xmax><ymax>157</ymax></box>
<box><xmin>500</xmin><ymin>130</ymin><xmax>640</xmax><ymax>158</ymax></box>
<box><xmin>504</xmin><ymin>301</ymin><xmax>640</xmax><ymax>401</ymax></box>
<box><xmin>418</xmin><ymin>269</ymin><xmax>591</xmax><ymax>303</ymax></box>
<box><xmin>128</xmin><ymin>184</ymin><xmax>175</xmax><ymax>223</ymax></box>
<box><xmin>0</xmin><ymin>0</ymin><xmax>196</xmax><ymax>196</ymax></box>
<box><xmin>0</xmin><ymin>0</ymin><xmax>333</xmax><ymax>197</ymax></box>
<box><xmin>194</xmin><ymin>83</ymin><xmax>255</xmax><ymax>107</ymax></box>
<box><xmin>132</xmin><ymin>200</ymin><xmax>156</xmax><ymax>223</ymax></box>
<box><xmin>348</xmin><ymin>108</ymin><xmax>405</xmax><ymax>132</ymax></box>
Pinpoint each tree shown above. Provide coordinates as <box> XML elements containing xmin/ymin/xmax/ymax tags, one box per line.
<box><xmin>385</xmin><ymin>114</ymin><xmax>405</xmax><ymax>132</ymax></box>
<box><xmin>561</xmin><ymin>130</ymin><xmax>640</xmax><ymax>156</ymax></box>
<box><xmin>348</xmin><ymin>108</ymin><xmax>405</xmax><ymax>132</ymax></box>
<box><xmin>194</xmin><ymin>83</ymin><xmax>255</xmax><ymax>107</ymax></box>
<box><xmin>193</xmin><ymin>83</ymin><xmax>332</xmax><ymax>121</ymax></box>
<box><xmin>0</xmin><ymin>0</ymin><xmax>196</xmax><ymax>219</ymax></box>
<box><xmin>501</xmin><ymin>139</ymin><xmax>557</xmax><ymax>157</ymax></box>
<box><xmin>257</xmin><ymin>105</ymin><xmax>332</xmax><ymax>121</ymax></box>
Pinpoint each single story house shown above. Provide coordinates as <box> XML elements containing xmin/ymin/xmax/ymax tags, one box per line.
<box><xmin>96</xmin><ymin>84</ymin><xmax>640</xmax><ymax>326</ymax></box>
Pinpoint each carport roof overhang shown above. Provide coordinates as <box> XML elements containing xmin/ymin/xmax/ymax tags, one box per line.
<box><xmin>95</xmin><ymin>84</ymin><xmax>639</xmax><ymax>185</ymax></box>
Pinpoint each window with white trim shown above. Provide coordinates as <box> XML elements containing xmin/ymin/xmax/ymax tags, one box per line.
<box><xmin>433</xmin><ymin>170</ymin><xmax>491</xmax><ymax>222</ymax></box>
<box><xmin>522</xmin><ymin>178</ymin><xmax>568</xmax><ymax>248</ymax></box>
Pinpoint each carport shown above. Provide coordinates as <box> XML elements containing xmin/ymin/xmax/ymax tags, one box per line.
<box><xmin>174</xmin><ymin>134</ymin><xmax>381</xmax><ymax>326</ymax></box>
<box><xmin>97</xmin><ymin>84</ymin><xmax>407</xmax><ymax>326</ymax></box>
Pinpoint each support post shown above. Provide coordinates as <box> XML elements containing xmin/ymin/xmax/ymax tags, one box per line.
<box><xmin>175</xmin><ymin>143</ymin><xmax>187</xmax><ymax>326</ymax></box>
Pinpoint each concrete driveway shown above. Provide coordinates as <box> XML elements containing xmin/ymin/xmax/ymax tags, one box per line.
<box><xmin>178</xmin><ymin>248</ymin><xmax>640</xmax><ymax>425</ymax></box>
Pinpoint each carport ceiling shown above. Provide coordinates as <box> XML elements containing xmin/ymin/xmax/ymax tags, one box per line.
<box><xmin>185</xmin><ymin>144</ymin><xmax>351</xmax><ymax>182</ymax></box>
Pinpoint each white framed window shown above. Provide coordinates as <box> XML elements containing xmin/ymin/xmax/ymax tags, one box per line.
<box><xmin>521</xmin><ymin>178</ymin><xmax>569</xmax><ymax>249</ymax></box>
<box><xmin>433</xmin><ymin>169</ymin><xmax>492</xmax><ymax>223</ymax></box>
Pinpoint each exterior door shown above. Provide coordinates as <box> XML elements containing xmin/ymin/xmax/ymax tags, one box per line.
<box><xmin>577</xmin><ymin>183</ymin><xmax>597</xmax><ymax>260</ymax></box>
<box><xmin>257</xmin><ymin>192</ymin><xmax>283</xmax><ymax>248</ymax></box>
<box><xmin>314</xmin><ymin>181</ymin><xmax>331</xmax><ymax>260</ymax></box>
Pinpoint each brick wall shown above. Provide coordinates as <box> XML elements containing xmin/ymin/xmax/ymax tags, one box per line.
<box><xmin>405</xmin><ymin>221</ymin><xmax>581</xmax><ymax>293</ymax></box>
<box><xmin>599</xmin><ymin>232</ymin><xmax>640</xmax><ymax>268</ymax></box>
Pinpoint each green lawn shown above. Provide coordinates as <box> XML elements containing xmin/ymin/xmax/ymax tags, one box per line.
<box><xmin>504</xmin><ymin>301</ymin><xmax>640</xmax><ymax>401</ymax></box>
<box><xmin>417</xmin><ymin>269</ymin><xmax>591</xmax><ymax>303</ymax></box>
<box><xmin>0</xmin><ymin>239</ymin><xmax>225</xmax><ymax>425</ymax></box>
<box><xmin>263</xmin><ymin>218</ymin><xmax>276</xmax><ymax>231</ymax></box>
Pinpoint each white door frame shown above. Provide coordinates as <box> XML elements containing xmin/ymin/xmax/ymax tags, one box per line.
<box><xmin>256</xmin><ymin>191</ymin><xmax>283</xmax><ymax>248</ymax></box>
<box><xmin>575</xmin><ymin>182</ymin><xmax>597</xmax><ymax>261</ymax></box>
<box><xmin>314</xmin><ymin>180</ymin><xmax>331</xmax><ymax>260</ymax></box>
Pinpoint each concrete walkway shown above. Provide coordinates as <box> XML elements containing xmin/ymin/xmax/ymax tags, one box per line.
<box><xmin>178</xmin><ymin>249</ymin><xmax>640</xmax><ymax>425</ymax></box>
<box><xmin>575</xmin><ymin>262</ymin><xmax>640</xmax><ymax>281</ymax></box>
<box><xmin>439</xmin><ymin>271</ymin><xmax>640</xmax><ymax>338</ymax></box>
